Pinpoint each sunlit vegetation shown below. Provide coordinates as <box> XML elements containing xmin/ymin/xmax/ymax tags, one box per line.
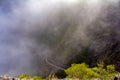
<box><xmin>65</xmin><ymin>62</ymin><xmax>119</xmax><ymax>80</ymax></box>
<box><xmin>19</xmin><ymin>62</ymin><xmax>119</xmax><ymax>80</ymax></box>
<box><xmin>19</xmin><ymin>74</ymin><xmax>44</xmax><ymax>80</ymax></box>
<box><xmin>19</xmin><ymin>73</ymin><xmax>31</xmax><ymax>79</ymax></box>
<box><xmin>33</xmin><ymin>76</ymin><xmax>44</xmax><ymax>80</ymax></box>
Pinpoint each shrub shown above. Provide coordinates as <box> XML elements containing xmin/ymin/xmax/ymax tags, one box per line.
<box><xmin>33</xmin><ymin>76</ymin><xmax>44</xmax><ymax>80</ymax></box>
<box><xmin>65</xmin><ymin>62</ymin><xmax>119</xmax><ymax>80</ymax></box>
<box><xmin>65</xmin><ymin>63</ymin><xmax>99</xmax><ymax>80</ymax></box>
<box><xmin>19</xmin><ymin>73</ymin><xmax>30</xmax><ymax>80</ymax></box>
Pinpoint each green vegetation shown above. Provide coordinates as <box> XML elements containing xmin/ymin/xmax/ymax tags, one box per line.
<box><xmin>19</xmin><ymin>73</ymin><xmax>31</xmax><ymax>80</ymax></box>
<box><xmin>65</xmin><ymin>63</ymin><xmax>99</xmax><ymax>80</ymax></box>
<box><xmin>19</xmin><ymin>74</ymin><xmax>44</xmax><ymax>80</ymax></box>
<box><xmin>19</xmin><ymin>62</ymin><xmax>119</xmax><ymax>80</ymax></box>
<box><xmin>33</xmin><ymin>76</ymin><xmax>44</xmax><ymax>80</ymax></box>
<box><xmin>65</xmin><ymin>62</ymin><xmax>119</xmax><ymax>80</ymax></box>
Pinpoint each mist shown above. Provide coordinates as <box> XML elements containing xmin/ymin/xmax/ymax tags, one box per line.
<box><xmin>0</xmin><ymin>0</ymin><xmax>120</xmax><ymax>77</ymax></box>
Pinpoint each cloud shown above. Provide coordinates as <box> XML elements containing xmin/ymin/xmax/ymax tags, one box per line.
<box><xmin>0</xmin><ymin>0</ymin><xmax>119</xmax><ymax>77</ymax></box>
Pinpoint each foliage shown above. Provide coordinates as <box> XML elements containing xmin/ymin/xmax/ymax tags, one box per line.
<box><xmin>19</xmin><ymin>73</ymin><xmax>30</xmax><ymax>79</ymax></box>
<box><xmin>65</xmin><ymin>62</ymin><xmax>119</xmax><ymax>80</ymax></box>
<box><xmin>92</xmin><ymin>62</ymin><xmax>118</xmax><ymax>80</ymax></box>
<box><xmin>19</xmin><ymin>74</ymin><xmax>44</xmax><ymax>80</ymax></box>
<box><xmin>65</xmin><ymin>63</ymin><xmax>99</xmax><ymax>80</ymax></box>
<box><xmin>33</xmin><ymin>76</ymin><xmax>44</xmax><ymax>80</ymax></box>
<box><xmin>18</xmin><ymin>62</ymin><xmax>119</xmax><ymax>80</ymax></box>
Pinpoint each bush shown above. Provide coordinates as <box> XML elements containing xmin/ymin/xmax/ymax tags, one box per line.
<box><xmin>19</xmin><ymin>73</ymin><xmax>30</xmax><ymax>79</ymax></box>
<box><xmin>33</xmin><ymin>76</ymin><xmax>44</xmax><ymax>80</ymax></box>
<box><xmin>19</xmin><ymin>74</ymin><xmax>44</xmax><ymax>80</ymax></box>
<box><xmin>65</xmin><ymin>62</ymin><xmax>119</xmax><ymax>80</ymax></box>
<box><xmin>65</xmin><ymin>63</ymin><xmax>99</xmax><ymax>80</ymax></box>
<box><xmin>92</xmin><ymin>62</ymin><xmax>118</xmax><ymax>80</ymax></box>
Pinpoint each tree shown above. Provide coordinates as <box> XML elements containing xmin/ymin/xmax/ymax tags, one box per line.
<box><xmin>65</xmin><ymin>63</ymin><xmax>99</xmax><ymax>80</ymax></box>
<box><xmin>92</xmin><ymin>62</ymin><xmax>118</xmax><ymax>80</ymax></box>
<box><xmin>65</xmin><ymin>62</ymin><xmax>119</xmax><ymax>80</ymax></box>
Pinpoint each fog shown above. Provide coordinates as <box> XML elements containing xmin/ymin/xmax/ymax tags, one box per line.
<box><xmin>0</xmin><ymin>0</ymin><xmax>120</xmax><ymax>76</ymax></box>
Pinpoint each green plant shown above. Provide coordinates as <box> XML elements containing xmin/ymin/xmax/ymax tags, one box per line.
<box><xmin>65</xmin><ymin>63</ymin><xmax>99</xmax><ymax>80</ymax></box>
<box><xmin>92</xmin><ymin>62</ymin><xmax>118</xmax><ymax>80</ymax></box>
<box><xmin>19</xmin><ymin>73</ymin><xmax>30</xmax><ymax>80</ymax></box>
<box><xmin>65</xmin><ymin>62</ymin><xmax>119</xmax><ymax>80</ymax></box>
<box><xmin>33</xmin><ymin>76</ymin><xmax>44</xmax><ymax>80</ymax></box>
